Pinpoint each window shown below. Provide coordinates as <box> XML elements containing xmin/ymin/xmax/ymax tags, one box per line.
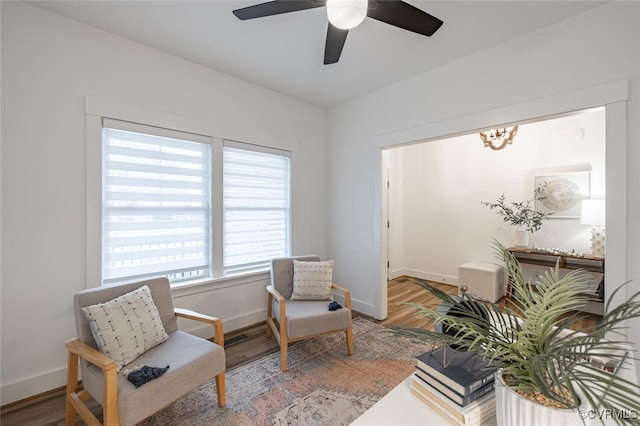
<box><xmin>223</xmin><ymin>142</ymin><xmax>291</xmax><ymax>274</ymax></box>
<box><xmin>102</xmin><ymin>120</ymin><xmax>212</xmax><ymax>284</ymax></box>
<box><xmin>100</xmin><ymin>119</ymin><xmax>291</xmax><ymax>286</ymax></box>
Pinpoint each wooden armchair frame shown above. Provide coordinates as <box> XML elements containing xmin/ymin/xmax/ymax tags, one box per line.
<box><xmin>266</xmin><ymin>282</ymin><xmax>354</xmax><ymax>371</ymax></box>
<box><xmin>65</xmin><ymin>309</ymin><xmax>225</xmax><ymax>426</ymax></box>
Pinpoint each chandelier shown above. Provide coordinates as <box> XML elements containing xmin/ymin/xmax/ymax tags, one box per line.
<box><xmin>479</xmin><ymin>126</ymin><xmax>519</xmax><ymax>151</ymax></box>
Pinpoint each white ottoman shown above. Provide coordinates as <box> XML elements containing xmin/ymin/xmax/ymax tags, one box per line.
<box><xmin>458</xmin><ymin>262</ymin><xmax>504</xmax><ymax>303</ymax></box>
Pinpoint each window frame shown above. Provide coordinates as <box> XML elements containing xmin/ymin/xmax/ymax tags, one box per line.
<box><xmin>85</xmin><ymin>99</ymin><xmax>293</xmax><ymax>289</ymax></box>
<box><xmin>222</xmin><ymin>140</ymin><xmax>292</xmax><ymax>276</ymax></box>
<box><xmin>101</xmin><ymin>119</ymin><xmax>215</xmax><ymax>285</ymax></box>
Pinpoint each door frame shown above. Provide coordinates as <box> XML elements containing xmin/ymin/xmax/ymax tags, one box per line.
<box><xmin>374</xmin><ymin>80</ymin><xmax>629</xmax><ymax>320</ymax></box>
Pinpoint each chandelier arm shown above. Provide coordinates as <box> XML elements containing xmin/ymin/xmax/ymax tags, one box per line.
<box><xmin>480</xmin><ymin>126</ymin><xmax>519</xmax><ymax>151</ymax></box>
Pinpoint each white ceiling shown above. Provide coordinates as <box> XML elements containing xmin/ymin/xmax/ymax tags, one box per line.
<box><xmin>29</xmin><ymin>1</ymin><xmax>604</xmax><ymax>108</ymax></box>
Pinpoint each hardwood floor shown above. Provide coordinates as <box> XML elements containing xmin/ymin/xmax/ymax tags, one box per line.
<box><xmin>0</xmin><ymin>276</ymin><xmax>601</xmax><ymax>425</ymax></box>
<box><xmin>379</xmin><ymin>276</ymin><xmax>459</xmax><ymax>329</ymax></box>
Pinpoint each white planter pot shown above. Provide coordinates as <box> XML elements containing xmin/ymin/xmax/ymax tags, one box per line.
<box><xmin>495</xmin><ymin>369</ymin><xmax>587</xmax><ymax>426</ymax></box>
<box><xmin>513</xmin><ymin>229</ymin><xmax>529</xmax><ymax>248</ymax></box>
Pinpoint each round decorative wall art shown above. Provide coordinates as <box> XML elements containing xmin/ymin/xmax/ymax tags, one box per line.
<box><xmin>540</xmin><ymin>179</ymin><xmax>583</xmax><ymax>212</ymax></box>
<box><xmin>534</xmin><ymin>171</ymin><xmax>591</xmax><ymax>218</ymax></box>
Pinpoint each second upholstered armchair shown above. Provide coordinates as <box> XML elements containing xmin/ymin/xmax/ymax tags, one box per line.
<box><xmin>266</xmin><ymin>255</ymin><xmax>354</xmax><ymax>371</ymax></box>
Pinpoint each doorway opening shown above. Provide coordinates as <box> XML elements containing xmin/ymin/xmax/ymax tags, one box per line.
<box><xmin>384</xmin><ymin>109</ymin><xmax>604</xmax><ymax>281</ymax></box>
<box><xmin>375</xmin><ymin>81</ymin><xmax>628</xmax><ymax>322</ymax></box>
<box><xmin>382</xmin><ymin>109</ymin><xmax>605</xmax><ymax>321</ymax></box>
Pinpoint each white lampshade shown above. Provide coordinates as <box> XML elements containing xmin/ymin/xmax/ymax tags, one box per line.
<box><xmin>326</xmin><ymin>0</ymin><xmax>367</xmax><ymax>30</ymax></box>
<box><xmin>580</xmin><ymin>199</ymin><xmax>605</xmax><ymax>226</ymax></box>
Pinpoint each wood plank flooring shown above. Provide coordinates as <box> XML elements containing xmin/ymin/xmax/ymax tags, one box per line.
<box><xmin>0</xmin><ymin>276</ymin><xmax>601</xmax><ymax>425</ymax></box>
<box><xmin>379</xmin><ymin>276</ymin><xmax>459</xmax><ymax>329</ymax></box>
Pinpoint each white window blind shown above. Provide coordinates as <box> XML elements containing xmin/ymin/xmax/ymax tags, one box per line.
<box><xmin>102</xmin><ymin>120</ymin><xmax>212</xmax><ymax>284</ymax></box>
<box><xmin>223</xmin><ymin>142</ymin><xmax>291</xmax><ymax>274</ymax></box>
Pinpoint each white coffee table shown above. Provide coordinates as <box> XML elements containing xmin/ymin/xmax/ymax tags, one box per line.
<box><xmin>351</xmin><ymin>375</ymin><xmax>497</xmax><ymax>426</ymax></box>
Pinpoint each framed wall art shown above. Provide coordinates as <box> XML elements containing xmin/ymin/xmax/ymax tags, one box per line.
<box><xmin>534</xmin><ymin>171</ymin><xmax>591</xmax><ymax>219</ymax></box>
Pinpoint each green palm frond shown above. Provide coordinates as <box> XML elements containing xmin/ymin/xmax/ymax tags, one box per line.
<box><xmin>393</xmin><ymin>241</ymin><xmax>640</xmax><ymax>424</ymax></box>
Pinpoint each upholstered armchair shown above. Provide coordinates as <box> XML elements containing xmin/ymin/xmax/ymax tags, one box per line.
<box><xmin>65</xmin><ymin>277</ymin><xmax>225</xmax><ymax>426</ymax></box>
<box><xmin>267</xmin><ymin>255</ymin><xmax>354</xmax><ymax>371</ymax></box>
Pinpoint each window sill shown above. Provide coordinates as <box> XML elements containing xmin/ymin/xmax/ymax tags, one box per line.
<box><xmin>171</xmin><ymin>270</ymin><xmax>271</xmax><ymax>298</ymax></box>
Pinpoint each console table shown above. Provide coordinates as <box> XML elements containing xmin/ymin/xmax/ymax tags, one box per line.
<box><xmin>508</xmin><ymin>247</ymin><xmax>605</xmax><ymax>315</ymax></box>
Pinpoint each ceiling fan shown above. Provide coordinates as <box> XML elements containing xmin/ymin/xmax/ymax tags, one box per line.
<box><xmin>232</xmin><ymin>0</ymin><xmax>443</xmax><ymax>65</ymax></box>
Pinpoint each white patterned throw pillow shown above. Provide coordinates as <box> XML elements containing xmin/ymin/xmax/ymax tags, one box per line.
<box><xmin>81</xmin><ymin>285</ymin><xmax>169</xmax><ymax>371</ymax></box>
<box><xmin>290</xmin><ymin>260</ymin><xmax>334</xmax><ymax>301</ymax></box>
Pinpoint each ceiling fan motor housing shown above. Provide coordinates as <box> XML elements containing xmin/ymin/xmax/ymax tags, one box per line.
<box><xmin>326</xmin><ymin>0</ymin><xmax>368</xmax><ymax>30</ymax></box>
<box><xmin>233</xmin><ymin>0</ymin><xmax>443</xmax><ymax>64</ymax></box>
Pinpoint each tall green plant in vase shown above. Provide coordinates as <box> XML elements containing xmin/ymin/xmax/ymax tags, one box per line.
<box><xmin>395</xmin><ymin>242</ymin><xmax>640</xmax><ymax>426</ymax></box>
<box><xmin>481</xmin><ymin>184</ymin><xmax>552</xmax><ymax>248</ymax></box>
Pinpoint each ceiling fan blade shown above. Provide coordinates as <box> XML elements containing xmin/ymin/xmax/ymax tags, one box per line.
<box><xmin>233</xmin><ymin>0</ymin><xmax>325</xmax><ymax>20</ymax></box>
<box><xmin>367</xmin><ymin>0</ymin><xmax>443</xmax><ymax>37</ymax></box>
<box><xmin>324</xmin><ymin>23</ymin><xmax>349</xmax><ymax>65</ymax></box>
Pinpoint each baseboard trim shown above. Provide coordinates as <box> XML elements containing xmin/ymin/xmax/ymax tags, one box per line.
<box><xmin>1</xmin><ymin>367</ymin><xmax>68</xmax><ymax>407</ymax></box>
<box><xmin>1</xmin><ymin>383</ymin><xmax>68</xmax><ymax>414</ymax></box>
<box><xmin>182</xmin><ymin>309</ymin><xmax>267</xmax><ymax>340</ymax></box>
<box><xmin>2</xmin><ymin>309</ymin><xmax>269</xmax><ymax>407</ymax></box>
<box><xmin>350</xmin><ymin>298</ymin><xmax>376</xmax><ymax>319</ymax></box>
<box><xmin>396</xmin><ymin>269</ymin><xmax>459</xmax><ymax>286</ymax></box>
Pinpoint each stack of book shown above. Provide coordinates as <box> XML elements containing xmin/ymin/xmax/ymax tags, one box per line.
<box><xmin>411</xmin><ymin>345</ymin><xmax>497</xmax><ymax>426</ymax></box>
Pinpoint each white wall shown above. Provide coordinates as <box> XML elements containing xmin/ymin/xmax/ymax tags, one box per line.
<box><xmin>386</xmin><ymin>110</ymin><xmax>605</xmax><ymax>283</ymax></box>
<box><xmin>2</xmin><ymin>0</ymin><xmax>639</xmax><ymax>406</ymax></box>
<box><xmin>327</xmin><ymin>1</ymin><xmax>640</xmax><ymax>362</ymax></box>
<box><xmin>0</xmin><ymin>2</ymin><xmax>327</xmax><ymax>404</ymax></box>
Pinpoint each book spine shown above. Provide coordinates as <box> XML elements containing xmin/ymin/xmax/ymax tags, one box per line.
<box><xmin>414</xmin><ymin>371</ymin><xmax>495</xmax><ymax>406</ymax></box>
<box><xmin>411</xmin><ymin>380</ymin><xmax>496</xmax><ymax>426</ymax></box>
<box><xmin>460</xmin><ymin>381</ymin><xmax>495</xmax><ymax>406</ymax></box>
<box><xmin>466</xmin><ymin>372</ymin><xmax>494</xmax><ymax>394</ymax></box>
<box><xmin>416</xmin><ymin>359</ymin><xmax>494</xmax><ymax>395</ymax></box>
<box><xmin>466</xmin><ymin>402</ymin><xmax>496</xmax><ymax>426</ymax></box>
<box><xmin>462</xmin><ymin>399</ymin><xmax>496</xmax><ymax>426</ymax></box>
<box><xmin>410</xmin><ymin>385</ymin><xmax>462</xmax><ymax>426</ymax></box>
<box><xmin>411</xmin><ymin>380</ymin><xmax>465</xmax><ymax>423</ymax></box>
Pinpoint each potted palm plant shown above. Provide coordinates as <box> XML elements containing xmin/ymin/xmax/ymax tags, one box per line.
<box><xmin>396</xmin><ymin>242</ymin><xmax>640</xmax><ymax>425</ymax></box>
<box><xmin>481</xmin><ymin>184</ymin><xmax>552</xmax><ymax>248</ymax></box>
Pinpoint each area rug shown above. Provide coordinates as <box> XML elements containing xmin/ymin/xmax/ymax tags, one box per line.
<box><xmin>140</xmin><ymin>318</ymin><xmax>434</xmax><ymax>425</ymax></box>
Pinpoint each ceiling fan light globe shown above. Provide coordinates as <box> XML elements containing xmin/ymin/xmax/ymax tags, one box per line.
<box><xmin>326</xmin><ymin>0</ymin><xmax>367</xmax><ymax>30</ymax></box>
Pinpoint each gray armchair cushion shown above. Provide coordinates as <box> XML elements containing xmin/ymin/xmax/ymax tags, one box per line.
<box><xmin>82</xmin><ymin>329</ymin><xmax>225</xmax><ymax>426</ymax></box>
<box><xmin>274</xmin><ymin>300</ymin><xmax>351</xmax><ymax>339</ymax></box>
